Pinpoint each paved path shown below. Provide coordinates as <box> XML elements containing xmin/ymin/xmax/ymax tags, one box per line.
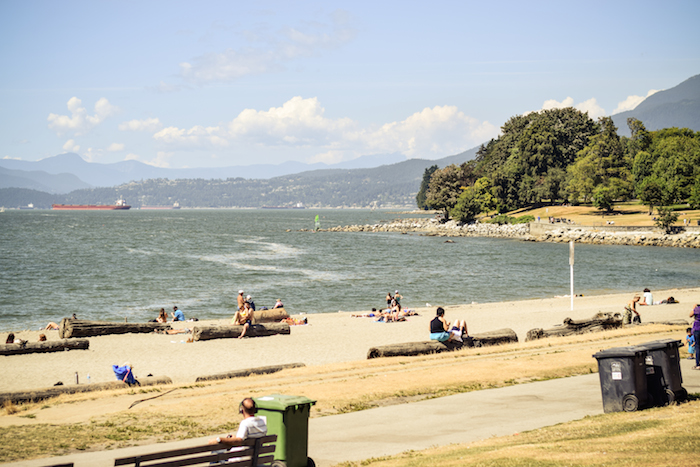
<box><xmin>4</xmin><ymin>360</ymin><xmax>699</xmax><ymax>467</ymax></box>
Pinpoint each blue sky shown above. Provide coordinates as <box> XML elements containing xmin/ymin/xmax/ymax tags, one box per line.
<box><xmin>1</xmin><ymin>0</ymin><xmax>699</xmax><ymax>168</ymax></box>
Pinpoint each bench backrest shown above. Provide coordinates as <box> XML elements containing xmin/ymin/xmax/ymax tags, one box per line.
<box><xmin>114</xmin><ymin>434</ymin><xmax>277</xmax><ymax>467</ymax></box>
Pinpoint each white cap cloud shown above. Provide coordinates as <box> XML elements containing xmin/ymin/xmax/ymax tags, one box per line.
<box><xmin>541</xmin><ymin>96</ymin><xmax>606</xmax><ymax>119</ymax></box>
<box><xmin>152</xmin><ymin>96</ymin><xmax>498</xmax><ymax>163</ymax></box>
<box><xmin>48</xmin><ymin>97</ymin><xmax>118</xmax><ymax>136</ymax></box>
<box><xmin>613</xmin><ymin>89</ymin><xmax>659</xmax><ymax>114</ymax></box>
<box><xmin>107</xmin><ymin>143</ymin><xmax>125</xmax><ymax>152</ymax></box>
<box><xmin>125</xmin><ymin>151</ymin><xmax>173</xmax><ymax>168</ymax></box>
<box><xmin>119</xmin><ymin>118</ymin><xmax>163</xmax><ymax>132</ymax></box>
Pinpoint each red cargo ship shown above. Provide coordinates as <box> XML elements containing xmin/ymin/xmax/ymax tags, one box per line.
<box><xmin>52</xmin><ymin>198</ymin><xmax>131</xmax><ymax>210</ymax></box>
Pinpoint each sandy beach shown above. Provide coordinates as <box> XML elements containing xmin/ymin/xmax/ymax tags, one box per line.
<box><xmin>1</xmin><ymin>287</ymin><xmax>698</xmax><ymax>395</ymax></box>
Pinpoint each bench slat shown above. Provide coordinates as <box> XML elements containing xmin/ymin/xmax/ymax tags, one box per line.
<box><xmin>114</xmin><ymin>435</ymin><xmax>276</xmax><ymax>467</ymax></box>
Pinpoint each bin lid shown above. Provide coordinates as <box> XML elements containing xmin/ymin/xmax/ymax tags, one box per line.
<box><xmin>593</xmin><ymin>345</ymin><xmax>645</xmax><ymax>359</ymax></box>
<box><xmin>254</xmin><ymin>394</ymin><xmax>317</xmax><ymax>411</ymax></box>
<box><xmin>635</xmin><ymin>339</ymin><xmax>682</xmax><ymax>351</ymax></box>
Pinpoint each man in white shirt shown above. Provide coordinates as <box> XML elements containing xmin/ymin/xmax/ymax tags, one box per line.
<box><xmin>210</xmin><ymin>398</ymin><xmax>267</xmax><ymax>446</ymax></box>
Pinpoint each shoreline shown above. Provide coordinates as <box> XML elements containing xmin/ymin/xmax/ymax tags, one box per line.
<box><xmin>1</xmin><ymin>287</ymin><xmax>697</xmax><ymax>394</ymax></box>
<box><xmin>315</xmin><ymin>218</ymin><xmax>700</xmax><ymax>248</ymax></box>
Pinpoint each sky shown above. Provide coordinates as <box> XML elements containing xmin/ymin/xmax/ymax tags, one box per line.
<box><xmin>1</xmin><ymin>0</ymin><xmax>699</xmax><ymax>169</ymax></box>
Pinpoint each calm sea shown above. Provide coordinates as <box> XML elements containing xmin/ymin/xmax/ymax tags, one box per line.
<box><xmin>1</xmin><ymin>209</ymin><xmax>699</xmax><ymax>332</ymax></box>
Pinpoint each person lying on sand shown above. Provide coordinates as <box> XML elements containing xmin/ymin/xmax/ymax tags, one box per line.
<box><xmin>44</xmin><ymin>322</ymin><xmax>59</xmax><ymax>330</ymax></box>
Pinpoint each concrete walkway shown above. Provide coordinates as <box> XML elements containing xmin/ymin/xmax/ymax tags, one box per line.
<box><xmin>5</xmin><ymin>360</ymin><xmax>699</xmax><ymax>467</ymax></box>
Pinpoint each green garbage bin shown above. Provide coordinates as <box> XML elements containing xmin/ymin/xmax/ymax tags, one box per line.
<box><xmin>254</xmin><ymin>394</ymin><xmax>316</xmax><ymax>467</ymax></box>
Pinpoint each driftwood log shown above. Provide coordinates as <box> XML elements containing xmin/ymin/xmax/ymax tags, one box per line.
<box><xmin>192</xmin><ymin>323</ymin><xmax>290</xmax><ymax>341</ymax></box>
<box><xmin>0</xmin><ymin>376</ymin><xmax>172</xmax><ymax>405</ymax></box>
<box><xmin>367</xmin><ymin>328</ymin><xmax>518</xmax><ymax>359</ymax></box>
<box><xmin>195</xmin><ymin>362</ymin><xmax>305</xmax><ymax>382</ymax></box>
<box><xmin>251</xmin><ymin>308</ymin><xmax>289</xmax><ymax>324</ymax></box>
<box><xmin>59</xmin><ymin>318</ymin><xmax>171</xmax><ymax>338</ymax></box>
<box><xmin>0</xmin><ymin>339</ymin><xmax>89</xmax><ymax>356</ymax></box>
<box><xmin>525</xmin><ymin>312</ymin><xmax>622</xmax><ymax>341</ymax></box>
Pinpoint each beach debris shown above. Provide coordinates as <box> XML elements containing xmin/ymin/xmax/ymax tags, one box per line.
<box><xmin>525</xmin><ymin>312</ymin><xmax>622</xmax><ymax>341</ymax></box>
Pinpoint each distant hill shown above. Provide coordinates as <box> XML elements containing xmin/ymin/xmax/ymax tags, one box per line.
<box><xmin>0</xmin><ymin>152</ymin><xmax>407</xmax><ymax>190</ymax></box>
<box><xmin>0</xmin><ymin>147</ymin><xmax>479</xmax><ymax>209</ymax></box>
<box><xmin>0</xmin><ymin>166</ymin><xmax>90</xmax><ymax>194</ymax></box>
<box><xmin>613</xmin><ymin>74</ymin><xmax>700</xmax><ymax>136</ymax></box>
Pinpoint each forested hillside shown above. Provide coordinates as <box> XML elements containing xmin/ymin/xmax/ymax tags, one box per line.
<box><xmin>419</xmin><ymin>108</ymin><xmax>700</xmax><ymax>224</ymax></box>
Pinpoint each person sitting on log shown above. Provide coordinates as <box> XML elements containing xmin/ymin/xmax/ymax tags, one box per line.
<box><xmin>624</xmin><ymin>295</ymin><xmax>641</xmax><ymax>324</ymax></box>
<box><xmin>430</xmin><ymin>307</ymin><xmax>456</xmax><ymax>342</ymax></box>
<box><xmin>245</xmin><ymin>295</ymin><xmax>256</xmax><ymax>311</ymax></box>
<box><xmin>232</xmin><ymin>302</ymin><xmax>253</xmax><ymax>338</ymax></box>
<box><xmin>171</xmin><ymin>306</ymin><xmax>185</xmax><ymax>322</ymax></box>
<box><xmin>5</xmin><ymin>333</ymin><xmax>15</xmax><ymax>344</ymax></box>
<box><xmin>450</xmin><ymin>320</ymin><xmax>468</xmax><ymax>342</ymax></box>
<box><xmin>156</xmin><ymin>308</ymin><xmax>168</xmax><ymax>323</ymax></box>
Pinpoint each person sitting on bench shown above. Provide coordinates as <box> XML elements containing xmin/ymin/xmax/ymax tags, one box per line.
<box><xmin>209</xmin><ymin>397</ymin><xmax>267</xmax><ymax>447</ymax></box>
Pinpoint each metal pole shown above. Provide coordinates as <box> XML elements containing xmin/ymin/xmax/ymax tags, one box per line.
<box><xmin>569</xmin><ymin>241</ymin><xmax>574</xmax><ymax>311</ymax></box>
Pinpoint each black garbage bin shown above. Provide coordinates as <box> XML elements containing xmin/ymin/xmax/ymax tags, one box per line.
<box><xmin>593</xmin><ymin>346</ymin><xmax>649</xmax><ymax>413</ymax></box>
<box><xmin>636</xmin><ymin>339</ymin><xmax>687</xmax><ymax>406</ymax></box>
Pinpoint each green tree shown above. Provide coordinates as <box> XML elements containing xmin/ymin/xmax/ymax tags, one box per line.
<box><xmin>688</xmin><ymin>176</ymin><xmax>700</xmax><ymax>210</ymax></box>
<box><xmin>450</xmin><ymin>187</ymin><xmax>480</xmax><ymax>223</ymax></box>
<box><xmin>655</xmin><ymin>206</ymin><xmax>679</xmax><ymax>234</ymax></box>
<box><xmin>416</xmin><ymin>165</ymin><xmax>439</xmax><ymax>210</ymax></box>
<box><xmin>637</xmin><ymin>176</ymin><xmax>667</xmax><ymax>214</ymax></box>
<box><xmin>425</xmin><ymin>164</ymin><xmax>466</xmax><ymax>219</ymax></box>
<box><xmin>593</xmin><ymin>186</ymin><xmax>614</xmax><ymax>214</ymax></box>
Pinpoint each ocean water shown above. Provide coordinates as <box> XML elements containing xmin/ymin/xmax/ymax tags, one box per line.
<box><xmin>1</xmin><ymin>209</ymin><xmax>699</xmax><ymax>332</ymax></box>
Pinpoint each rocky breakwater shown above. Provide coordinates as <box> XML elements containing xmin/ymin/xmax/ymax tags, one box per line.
<box><xmin>317</xmin><ymin>218</ymin><xmax>529</xmax><ymax>239</ymax></box>
<box><xmin>536</xmin><ymin>227</ymin><xmax>700</xmax><ymax>248</ymax></box>
<box><xmin>309</xmin><ymin>218</ymin><xmax>700</xmax><ymax>248</ymax></box>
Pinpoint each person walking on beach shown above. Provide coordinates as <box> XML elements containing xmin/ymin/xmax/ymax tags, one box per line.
<box><xmin>690</xmin><ymin>304</ymin><xmax>700</xmax><ymax>370</ymax></box>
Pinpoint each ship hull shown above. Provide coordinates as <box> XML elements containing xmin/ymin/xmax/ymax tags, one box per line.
<box><xmin>52</xmin><ymin>205</ymin><xmax>131</xmax><ymax>210</ymax></box>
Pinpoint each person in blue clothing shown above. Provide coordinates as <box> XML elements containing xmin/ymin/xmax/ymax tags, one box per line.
<box><xmin>686</xmin><ymin>327</ymin><xmax>696</xmax><ymax>360</ymax></box>
<box><xmin>690</xmin><ymin>304</ymin><xmax>700</xmax><ymax>370</ymax></box>
<box><xmin>171</xmin><ymin>306</ymin><xmax>185</xmax><ymax>322</ymax></box>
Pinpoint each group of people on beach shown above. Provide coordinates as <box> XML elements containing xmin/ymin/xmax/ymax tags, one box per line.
<box><xmin>624</xmin><ymin>288</ymin><xmax>680</xmax><ymax>324</ymax></box>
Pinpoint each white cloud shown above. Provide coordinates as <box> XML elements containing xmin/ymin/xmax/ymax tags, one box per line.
<box><xmin>119</xmin><ymin>118</ymin><xmax>163</xmax><ymax>132</ymax></box>
<box><xmin>179</xmin><ymin>11</ymin><xmax>356</xmax><ymax>84</ymax></box>
<box><xmin>542</xmin><ymin>97</ymin><xmax>575</xmax><ymax>110</ymax></box>
<box><xmin>62</xmin><ymin>139</ymin><xmax>80</xmax><ymax>152</ymax></box>
<box><xmin>48</xmin><ymin>97</ymin><xmax>118</xmax><ymax>136</ymax></box>
<box><xmin>3</xmin><ymin>156</ymin><xmax>23</xmax><ymax>160</ymax></box>
<box><xmin>107</xmin><ymin>143</ymin><xmax>125</xmax><ymax>152</ymax></box>
<box><xmin>125</xmin><ymin>153</ymin><xmax>140</xmax><ymax>161</ymax></box>
<box><xmin>613</xmin><ymin>89</ymin><xmax>659</xmax><ymax>114</ymax></box>
<box><xmin>359</xmin><ymin>105</ymin><xmax>498</xmax><ymax>158</ymax></box>
<box><xmin>228</xmin><ymin>96</ymin><xmax>355</xmax><ymax>146</ymax></box>
<box><xmin>540</xmin><ymin>96</ymin><xmax>606</xmax><ymax>119</ymax></box>
<box><xmin>154</xmin><ymin>96</ymin><xmax>497</xmax><ymax>162</ymax></box>
<box><xmin>574</xmin><ymin>98</ymin><xmax>606</xmax><ymax>119</ymax></box>
<box><xmin>153</xmin><ymin>125</ymin><xmax>229</xmax><ymax>148</ymax></box>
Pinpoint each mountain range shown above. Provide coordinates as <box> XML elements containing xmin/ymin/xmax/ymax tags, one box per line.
<box><xmin>612</xmin><ymin>74</ymin><xmax>700</xmax><ymax>136</ymax></box>
<box><xmin>0</xmin><ymin>152</ymin><xmax>407</xmax><ymax>194</ymax></box>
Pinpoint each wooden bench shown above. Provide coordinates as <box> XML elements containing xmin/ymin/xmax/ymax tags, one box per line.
<box><xmin>114</xmin><ymin>434</ymin><xmax>279</xmax><ymax>467</ymax></box>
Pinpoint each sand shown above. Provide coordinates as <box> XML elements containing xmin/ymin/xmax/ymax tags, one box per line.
<box><xmin>1</xmin><ymin>287</ymin><xmax>698</xmax><ymax>394</ymax></box>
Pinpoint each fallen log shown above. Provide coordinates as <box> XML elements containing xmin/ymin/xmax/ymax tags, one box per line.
<box><xmin>59</xmin><ymin>318</ymin><xmax>171</xmax><ymax>338</ymax></box>
<box><xmin>0</xmin><ymin>376</ymin><xmax>172</xmax><ymax>405</ymax></box>
<box><xmin>0</xmin><ymin>339</ymin><xmax>89</xmax><ymax>356</ymax></box>
<box><xmin>192</xmin><ymin>323</ymin><xmax>290</xmax><ymax>341</ymax></box>
<box><xmin>367</xmin><ymin>328</ymin><xmax>518</xmax><ymax>359</ymax></box>
<box><xmin>251</xmin><ymin>308</ymin><xmax>289</xmax><ymax>324</ymax></box>
<box><xmin>195</xmin><ymin>362</ymin><xmax>305</xmax><ymax>382</ymax></box>
<box><xmin>525</xmin><ymin>312</ymin><xmax>622</xmax><ymax>341</ymax></box>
